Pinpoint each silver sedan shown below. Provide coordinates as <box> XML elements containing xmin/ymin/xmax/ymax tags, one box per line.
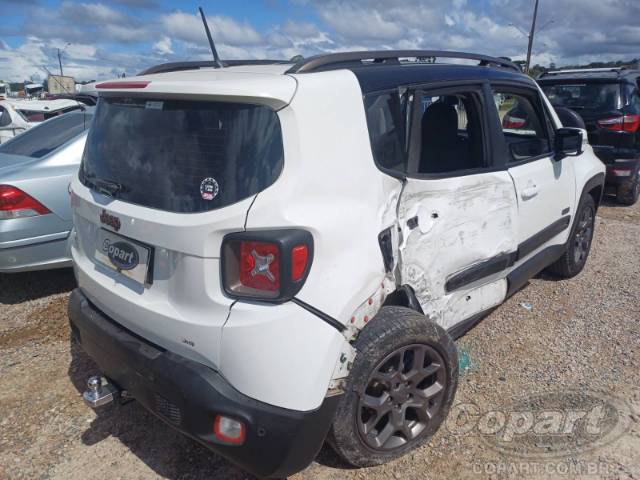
<box><xmin>0</xmin><ymin>109</ymin><xmax>93</xmax><ymax>272</ymax></box>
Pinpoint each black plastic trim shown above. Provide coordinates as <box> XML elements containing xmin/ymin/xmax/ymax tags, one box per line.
<box><xmin>291</xmin><ymin>297</ymin><xmax>346</xmax><ymax>332</ymax></box>
<box><xmin>517</xmin><ymin>216</ymin><xmax>571</xmax><ymax>260</ymax></box>
<box><xmin>506</xmin><ymin>245</ymin><xmax>565</xmax><ymax>297</ymax></box>
<box><xmin>68</xmin><ymin>289</ymin><xmax>339</xmax><ymax>479</ymax></box>
<box><xmin>445</xmin><ymin>252</ymin><xmax>518</xmax><ymax>292</ymax></box>
<box><xmin>378</xmin><ymin>227</ymin><xmax>394</xmax><ymax>273</ymax></box>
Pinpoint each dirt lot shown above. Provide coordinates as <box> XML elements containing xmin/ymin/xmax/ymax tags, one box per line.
<box><xmin>1</xmin><ymin>199</ymin><xmax>639</xmax><ymax>480</ymax></box>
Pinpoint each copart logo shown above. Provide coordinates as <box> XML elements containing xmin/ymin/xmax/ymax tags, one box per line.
<box><xmin>100</xmin><ymin>209</ymin><xmax>121</xmax><ymax>231</ymax></box>
<box><xmin>102</xmin><ymin>239</ymin><xmax>139</xmax><ymax>270</ymax></box>
<box><xmin>446</xmin><ymin>391</ymin><xmax>632</xmax><ymax>459</ymax></box>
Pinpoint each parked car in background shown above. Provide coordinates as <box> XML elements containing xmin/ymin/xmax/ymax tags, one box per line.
<box><xmin>0</xmin><ymin>82</ymin><xmax>10</xmax><ymax>99</ymax></box>
<box><xmin>0</xmin><ymin>98</ymin><xmax>85</xmax><ymax>143</ymax></box>
<box><xmin>0</xmin><ymin>108</ymin><xmax>93</xmax><ymax>272</ymax></box>
<box><xmin>68</xmin><ymin>51</ymin><xmax>603</xmax><ymax>478</ymax></box>
<box><xmin>537</xmin><ymin>67</ymin><xmax>640</xmax><ymax>204</ymax></box>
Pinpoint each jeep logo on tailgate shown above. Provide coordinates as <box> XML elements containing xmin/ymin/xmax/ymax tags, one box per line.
<box><xmin>102</xmin><ymin>239</ymin><xmax>139</xmax><ymax>270</ymax></box>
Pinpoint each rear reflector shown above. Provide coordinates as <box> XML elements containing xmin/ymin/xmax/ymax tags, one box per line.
<box><xmin>0</xmin><ymin>185</ymin><xmax>50</xmax><ymax>219</ymax></box>
<box><xmin>95</xmin><ymin>81</ymin><xmax>150</xmax><ymax>89</ymax></box>
<box><xmin>611</xmin><ymin>168</ymin><xmax>632</xmax><ymax>177</ymax></box>
<box><xmin>214</xmin><ymin>415</ymin><xmax>246</xmax><ymax>445</ymax></box>
<box><xmin>291</xmin><ymin>244</ymin><xmax>309</xmax><ymax>281</ymax></box>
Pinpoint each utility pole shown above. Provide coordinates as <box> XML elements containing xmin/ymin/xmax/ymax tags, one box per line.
<box><xmin>57</xmin><ymin>48</ymin><xmax>63</xmax><ymax>76</ymax></box>
<box><xmin>525</xmin><ymin>0</ymin><xmax>540</xmax><ymax>75</ymax></box>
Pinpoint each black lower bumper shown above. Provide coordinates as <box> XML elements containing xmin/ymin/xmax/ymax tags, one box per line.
<box><xmin>68</xmin><ymin>288</ymin><xmax>339</xmax><ymax>478</ymax></box>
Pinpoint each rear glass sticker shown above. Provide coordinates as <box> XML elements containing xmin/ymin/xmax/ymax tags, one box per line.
<box><xmin>200</xmin><ymin>177</ymin><xmax>219</xmax><ymax>201</ymax></box>
<box><xmin>145</xmin><ymin>101</ymin><xmax>163</xmax><ymax>110</ymax></box>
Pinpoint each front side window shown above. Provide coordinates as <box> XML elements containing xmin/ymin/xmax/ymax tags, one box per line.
<box><xmin>414</xmin><ymin>91</ymin><xmax>485</xmax><ymax>174</ymax></box>
<box><xmin>0</xmin><ymin>112</ymin><xmax>91</xmax><ymax>158</ymax></box>
<box><xmin>81</xmin><ymin>97</ymin><xmax>284</xmax><ymax>213</ymax></box>
<box><xmin>494</xmin><ymin>91</ymin><xmax>551</xmax><ymax>163</ymax></box>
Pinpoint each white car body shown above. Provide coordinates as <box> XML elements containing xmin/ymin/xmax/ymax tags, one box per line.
<box><xmin>0</xmin><ymin>98</ymin><xmax>83</xmax><ymax>143</ymax></box>
<box><xmin>68</xmin><ymin>53</ymin><xmax>605</xmax><ymax>478</ymax></box>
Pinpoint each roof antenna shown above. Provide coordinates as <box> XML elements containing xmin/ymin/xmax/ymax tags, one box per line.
<box><xmin>198</xmin><ymin>6</ymin><xmax>223</xmax><ymax>68</ymax></box>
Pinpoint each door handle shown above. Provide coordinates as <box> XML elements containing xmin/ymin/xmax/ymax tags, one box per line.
<box><xmin>521</xmin><ymin>184</ymin><xmax>538</xmax><ymax>200</ymax></box>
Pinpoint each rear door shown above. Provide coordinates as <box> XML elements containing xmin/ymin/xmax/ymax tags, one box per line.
<box><xmin>396</xmin><ymin>84</ymin><xmax>518</xmax><ymax>331</ymax></box>
<box><xmin>491</xmin><ymin>86</ymin><xmax>576</xmax><ymax>258</ymax></box>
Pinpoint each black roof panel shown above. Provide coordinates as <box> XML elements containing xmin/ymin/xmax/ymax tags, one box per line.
<box><xmin>349</xmin><ymin>63</ymin><xmax>535</xmax><ymax>94</ymax></box>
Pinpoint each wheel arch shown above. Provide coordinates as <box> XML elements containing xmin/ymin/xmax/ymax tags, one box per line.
<box><xmin>580</xmin><ymin>172</ymin><xmax>605</xmax><ymax>212</ymax></box>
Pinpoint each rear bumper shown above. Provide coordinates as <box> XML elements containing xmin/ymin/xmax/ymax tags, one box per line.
<box><xmin>603</xmin><ymin>159</ymin><xmax>639</xmax><ymax>188</ymax></box>
<box><xmin>0</xmin><ymin>234</ymin><xmax>71</xmax><ymax>272</ymax></box>
<box><xmin>68</xmin><ymin>288</ymin><xmax>339</xmax><ymax>479</ymax></box>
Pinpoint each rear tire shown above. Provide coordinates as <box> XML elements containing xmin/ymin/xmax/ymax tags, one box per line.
<box><xmin>616</xmin><ymin>170</ymin><xmax>640</xmax><ymax>206</ymax></box>
<box><xmin>545</xmin><ymin>194</ymin><xmax>596</xmax><ymax>278</ymax></box>
<box><xmin>328</xmin><ymin>306</ymin><xmax>458</xmax><ymax>467</ymax></box>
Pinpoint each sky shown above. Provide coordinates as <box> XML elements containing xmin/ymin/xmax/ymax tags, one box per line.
<box><xmin>0</xmin><ymin>0</ymin><xmax>638</xmax><ymax>82</ymax></box>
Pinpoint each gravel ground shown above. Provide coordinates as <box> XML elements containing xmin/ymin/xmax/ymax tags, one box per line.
<box><xmin>1</xmin><ymin>198</ymin><xmax>639</xmax><ymax>480</ymax></box>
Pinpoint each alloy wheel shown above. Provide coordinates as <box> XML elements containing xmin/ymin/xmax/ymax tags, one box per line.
<box><xmin>356</xmin><ymin>344</ymin><xmax>447</xmax><ymax>451</ymax></box>
<box><xmin>573</xmin><ymin>206</ymin><xmax>594</xmax><ymax>265</ymax></box>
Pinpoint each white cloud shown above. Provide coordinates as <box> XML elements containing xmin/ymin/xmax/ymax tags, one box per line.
<box><xmin>159</xmin><ymin>11</ymin><xmax>262</xmax><ymax>46</ymax></box>
<box><xmin>153</xmin><ymin>36</ymin><xmax>173</xmax><ymax>55</ymax></box>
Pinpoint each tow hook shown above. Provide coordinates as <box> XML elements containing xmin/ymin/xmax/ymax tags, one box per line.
<box><xmin>82</xmin><ymin>375</ymin><xmax>120</xmax><ymax>408</ymax></box>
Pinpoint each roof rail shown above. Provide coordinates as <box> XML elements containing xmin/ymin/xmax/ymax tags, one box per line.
<box><xmin>139</xmin><ymin>59</ymin><xmax>291</xmax><ymax>76</ymax></box>
<box><xmin>285</xmin><ymin>50</ymin><xmax>521</xmax><ymax>74</ymax></box>
<box><xmin>539</xmin><ymin>67</ymin><xmax>628</xmax><ymax>77</ymax></box>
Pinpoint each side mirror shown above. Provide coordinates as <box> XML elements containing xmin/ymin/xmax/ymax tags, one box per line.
<box><xmin>555</xmin><ymin>127</ymin><xmax>583</xmax><ymax>159</ymax></box>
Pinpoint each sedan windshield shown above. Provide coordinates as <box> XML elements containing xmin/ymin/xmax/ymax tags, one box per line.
<box><xmin>0</xmin><ymin>111</ymin><xmax>92</xmax><ymax>158</ymax></box>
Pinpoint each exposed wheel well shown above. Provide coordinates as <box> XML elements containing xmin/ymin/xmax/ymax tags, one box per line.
<box><xmin>383</xmin><ymin>285</ymin><xmax>423</xmax><ymax>314</ymax></box>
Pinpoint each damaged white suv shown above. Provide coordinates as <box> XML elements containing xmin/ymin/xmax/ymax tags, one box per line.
<box><xmin>68</xmin><ymin>51</ymin><xmax>605</xmax><ymax>478</ymax></box>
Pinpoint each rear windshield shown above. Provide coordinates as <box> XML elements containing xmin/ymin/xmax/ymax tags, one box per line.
<box><xmin>0</xmin><ymin>112</ymin><xmax>91</xmax><ymax>158</ymax></box>
<box><xmin>80</xmin><ymin>97</ymin><xmax>284</xmax><ymax>213</ymax></box>
<box><xmin>541</xmin><ymin>82</ymin><xmax>621</xmax><ymax>114</ymax></box>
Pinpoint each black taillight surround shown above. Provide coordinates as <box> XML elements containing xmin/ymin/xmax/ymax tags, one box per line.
<box><xmin>221</xmin><ymin>229</ymin><xmax>314</xmax><ymax>303</ymax></box>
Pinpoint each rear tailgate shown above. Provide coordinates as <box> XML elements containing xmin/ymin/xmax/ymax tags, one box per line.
<box><xmin>70</xmin><ymin>71</ymin><xmax>294</xmax><ymax>369</ymax></box>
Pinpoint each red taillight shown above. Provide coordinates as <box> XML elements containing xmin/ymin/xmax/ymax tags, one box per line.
<box><xmin>239</xmin><ymin>241</ymin><xmax>280</xmax><ymax>292</ymax></box>
<box><xmin>222</xmin><ymin>230</ymin><xmax>313</xmax><ymax>302</ymax></box>
<box><xmin>214</xmin><ymin>415</ymin><xmax>246</xmax><ymax>445</ymax></box>
<box><xmin>502</xmin><ymin>115</ymin><xmax>527</xmax><ymax>129</ymax></box>
<box><xmin>0</xmin><ymin>185</ymin><xmax>50</xmax><ymax>219</ymax></box>
<box><xmin>291</xmin><ymin>244</ymin><xmax>309</xmax><ymax>281</ymax></box>
<box><xmin>598</xmin><ymin>114</ymin><xmax>640</xmax><ymax>133</ymax></box>
<box><xmin>95</xmin><ymin>81</ymin><xmax>150</xmax><ymax>89</ymax></box>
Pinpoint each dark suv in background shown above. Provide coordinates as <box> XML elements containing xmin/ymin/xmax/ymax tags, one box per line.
<box><xmin>537</xmin><ymin>67</ymin><xmax>640</xmax><ymax>205</ymax></box>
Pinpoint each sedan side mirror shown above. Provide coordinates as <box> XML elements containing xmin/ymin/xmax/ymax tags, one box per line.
<box><xmin>555</xmin><ymin>127</ymin><xmax>583</xmax><ymax>159</ymax></box>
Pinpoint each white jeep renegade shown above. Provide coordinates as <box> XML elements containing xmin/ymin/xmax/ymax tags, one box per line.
<box><xmin>68</xmin><ymin>51</ymin><xmax>605</xmax><ymax>478</ymax></box>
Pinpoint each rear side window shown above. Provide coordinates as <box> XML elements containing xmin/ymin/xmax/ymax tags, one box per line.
<box><xmin>414</xmin><ymin>91</ymin><xmax>485</xmax><ymax>174</ymax></box>
<box><xmin>494</xmin><ymin>91</ymin><xmax>551</xmax><ymax>163</ymax></box>
<box><xmin>81</xmin><ymin>97</ymin><xmax>284</xmax><ymax>213</ymax></box>
<box><xmin>0</xmin><ymin>112</ymin><xmax>91</xmax><ymax>158</ymax></box>
<box><xmin>364</xmin><ymin>92</ymin><xmax>408</xmax><ymax>174</ymax></box>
